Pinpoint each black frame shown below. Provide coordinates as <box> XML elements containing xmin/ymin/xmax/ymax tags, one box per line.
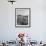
<box><xmin>15</xmin><ymin>8</ymin><xmax>31</xmax><ymax>28</ymax></box>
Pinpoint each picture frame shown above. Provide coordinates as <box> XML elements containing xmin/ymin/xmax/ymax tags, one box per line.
<box><xmin>15</xmin><ymin>8</ymin><xmax>31</xmax><ymax>28</ymax></box>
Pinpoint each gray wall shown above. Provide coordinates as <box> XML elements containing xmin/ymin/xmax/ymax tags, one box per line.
<box><xmin>0</xmin><ymin>0</ymin><xmax>46</xmax><ymax>41</ymax></box>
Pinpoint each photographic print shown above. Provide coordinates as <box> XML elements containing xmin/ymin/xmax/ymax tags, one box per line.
<box><xmin>15</xmin><ymin>8</ymin><xmax>31</xmax><ymax>27</ymax></box>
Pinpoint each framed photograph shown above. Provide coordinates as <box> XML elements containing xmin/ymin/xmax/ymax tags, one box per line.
<box><xmin>15</xmin><ymin>8</ymin><xmax>31</xmax><ymax>28</ymax></box>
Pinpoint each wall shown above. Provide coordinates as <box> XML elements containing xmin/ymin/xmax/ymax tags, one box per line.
<box><xmin>0</xmin><ymin>0</ymin><xmax>46</xmax><ymax>42</ymax></box>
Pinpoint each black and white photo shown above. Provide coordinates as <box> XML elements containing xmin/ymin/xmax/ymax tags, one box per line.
<box><xmin>15</xmin><ymin>8</ymin><xmax>31</xmax><ymax>27</ymax></box>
